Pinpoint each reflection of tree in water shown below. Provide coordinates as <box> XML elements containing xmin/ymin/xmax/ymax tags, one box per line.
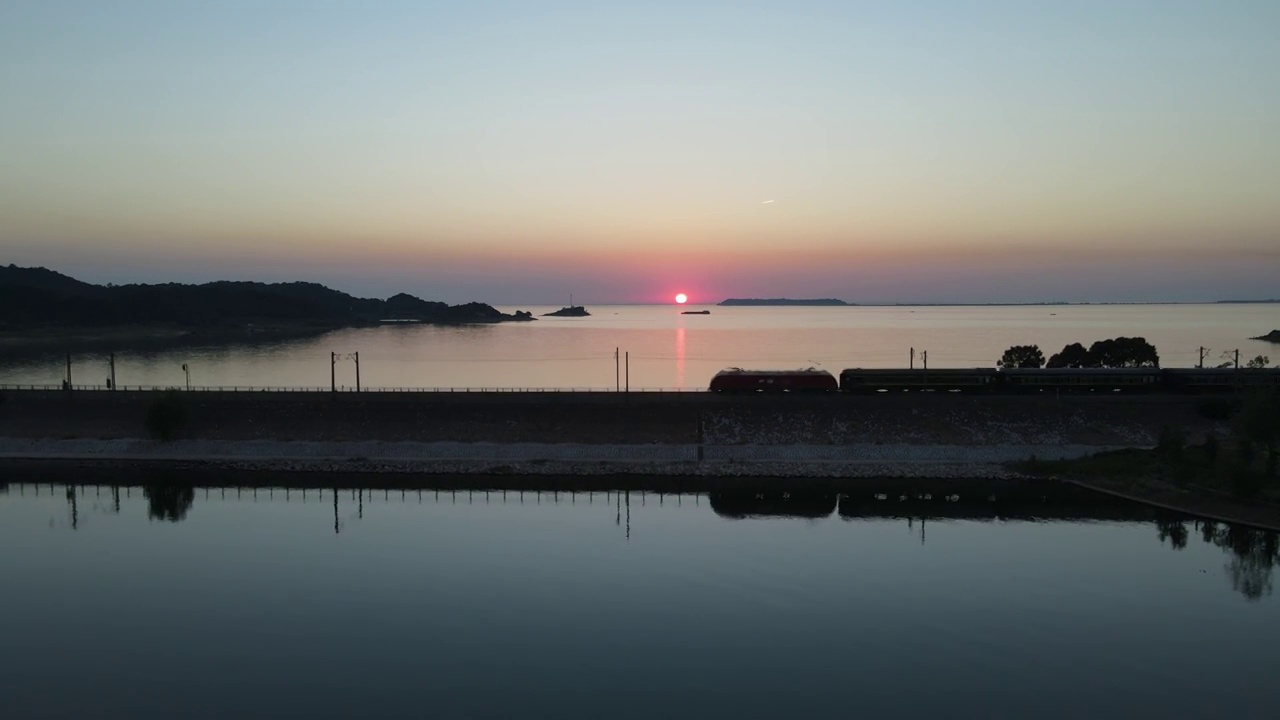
<box><xmin>144</xmin><ymin>485</ymin><xmax>195</xmax><ymax>523</ymax></box>
<box><xmin>1156</xmin><ymin>519</ymin><xmax>1189</xmax><ymax>550</ymax></box>
<box><xmin>1186</xmin><ymin>520</ymin><xmax>1280</xmax><ymax>601</ymax></box>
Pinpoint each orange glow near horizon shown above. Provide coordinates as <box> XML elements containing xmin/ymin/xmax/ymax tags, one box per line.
<box><xmin>674</xmin><ymin>293</ymin><xmax>688</xmax><ymax>304</ymax></box>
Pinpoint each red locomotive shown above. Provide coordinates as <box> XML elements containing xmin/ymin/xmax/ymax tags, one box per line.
<box><xmin>708</xmin><ymin>368</ymin><xmax>838</xmax><ymax>393</ymax></box>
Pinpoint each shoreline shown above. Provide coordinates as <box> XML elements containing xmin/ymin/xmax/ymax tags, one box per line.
<box><xmin>5</xmin><ymin>438</ymin><xmax>1278</xmax><ymax>530</ymax></box>
<box><xmin>0</xmin><ymin>315</ymin><xmax>540</xmax><ymax>355</ymax></box>
<box><xmin>7</xmin><ymin>454</ymin><xmax>1278</xmax><ymax>532</ymax></box>
<box><xmin>1063</xmin><ymin>478</ymin><xmax>1280</xmax><ymax>532</ymax></box>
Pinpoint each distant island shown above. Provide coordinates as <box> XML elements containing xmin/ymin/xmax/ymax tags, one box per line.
<box><xmin>543</xmin><ymin>305</ymin><xmax>590</xmax><ymax>317</ymax></box>
<box><xmin>682</xmin><ymin>310</ymin><xmax>711</xmax><ymax>315</ymax></box>
<box><xmin>719</xmin><ymin>298</ymin><xmax>851</xmax><ymax>306</ymax></box>
<box><xmin>0</xmin><ymin>265</ymin><xmax>535</xmax><ymax>339</ymax></box>
<box><xmin>1252</xmin><ymin>330</ymin><xmax>1280</xmax><ymax>344</ymax></box>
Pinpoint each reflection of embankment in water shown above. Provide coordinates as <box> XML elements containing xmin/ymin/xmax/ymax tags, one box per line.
<box><xmin>708</xmin><ymin>488</ymin><xmax>1280</xmax><ymax>601</ymax></box>
<box><xmin>39</xmin><ymin>482</ymin><xmax>195</xmax><ymax>528</ymax></box>
<box><xmin>23</xmin><ymin>480</ymin><xmax>1280</xmax><ymax>602</ymax></box>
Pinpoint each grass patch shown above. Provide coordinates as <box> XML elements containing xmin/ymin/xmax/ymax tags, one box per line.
<box><xmin>1017</xmin><ymin>448</ymin><xmax>1159</xmax><ymax>484</ymax></box>
<box><xmin>1018</xmin><ymin>441</ymin><xmax>1278</xmax><ymax>501</ymax></box>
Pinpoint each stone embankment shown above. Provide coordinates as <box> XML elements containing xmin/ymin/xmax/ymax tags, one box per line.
<box><xmin>0</xmin><ymin>390</ymin><xmax>1223</xmax><ymax>477</ymax></box>
<box><xmin>0</xmin><ymin>437</ymin><xmax>1133</xmax><ymax>478</ymax></box>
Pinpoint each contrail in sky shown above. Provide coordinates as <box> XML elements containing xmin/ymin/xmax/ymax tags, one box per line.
<box><xmin>761</xmin><ymin>199</ymin><xmax>774</xmax><ymax>204</ymax></box>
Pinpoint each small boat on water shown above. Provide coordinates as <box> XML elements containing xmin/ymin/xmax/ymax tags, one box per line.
<box><xmin>682</xmin><ymin>310</ymin><xmax>710</xmax><ymax>315</ymax></box>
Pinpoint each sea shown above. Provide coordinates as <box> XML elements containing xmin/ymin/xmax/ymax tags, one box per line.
<box><xmin>1</xmin><ymin>303</ymin><xmax>1277</xmax><ymax>390</ymax></box>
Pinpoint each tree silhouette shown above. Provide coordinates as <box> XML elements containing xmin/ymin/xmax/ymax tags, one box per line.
<box><xmin>146</xmin><ymin>390</ymin><xmax>188</xmax><ymax>441</ymax></box>
<box><xmin>1047</xmin><ymin>342</ymin><xmax>1093</xmax><ymax>368</ymax></box>
<box><xmin>998</xmin><ymin>345</ymin><xmax>1045</xmax><ymax>368</ymax></box>
<box><xmin>1088</xmin><ymin>337</ymin><xmax>1159</xmax><ymax>368</ymax></box>
<box><xmin>1046</xmin><ymin>337</ymin><xmax>1159</xmax><ymax>368</ymax></box>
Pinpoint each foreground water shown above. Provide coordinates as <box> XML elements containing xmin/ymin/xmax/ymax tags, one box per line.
<box><xmin>2</xmin><ymin>480</ymin><xmax>1278</xmax><ymax>719</ymax></box>
<box><xmin>3</xmin><ymin>303</ymin><xmax>1278</xmax><ymax>390</ymax></box>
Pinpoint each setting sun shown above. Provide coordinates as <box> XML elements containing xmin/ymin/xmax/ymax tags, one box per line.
<box><xmin>674</xmin><ymin>293</ymin><xmax>688</xmax><ymax>304</ymax></box>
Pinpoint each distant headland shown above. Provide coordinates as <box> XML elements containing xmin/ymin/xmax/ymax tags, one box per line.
<box><xmin>718</xmin><ymin>298</ymin><xmax>851</xmax><ymax>307</ymax></box>
<box><xmin>0</xmin><ymin>265</ymin><xmax>535</xmax><ymax>346</ymax></box>
<box><xmin>1252</xmin><ymin>330</ymin><xmax>1280</xmax><ymax>344</ymax></box>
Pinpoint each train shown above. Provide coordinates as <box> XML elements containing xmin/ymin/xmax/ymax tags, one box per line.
<box><xmin>708</xmin><ymin>366</ymin><xmax>1280</xmax><ymax>394</ymax></box>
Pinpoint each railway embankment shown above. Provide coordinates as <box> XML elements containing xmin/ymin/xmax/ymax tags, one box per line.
<box><xmin>0</xmin><ymin>389</ymin><xmax>1225</xmax><ymax>478</ymax></box>
<box><xmin>0</xmin><ymin>437</ymin><xmax>1135</xmax><ymax>479</ymax></box>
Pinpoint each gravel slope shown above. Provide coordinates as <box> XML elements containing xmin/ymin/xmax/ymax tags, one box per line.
<box><xmin>0</xmin><ymin>437</ymin><xmax>1133</xmax><ymax>478</ymax></box>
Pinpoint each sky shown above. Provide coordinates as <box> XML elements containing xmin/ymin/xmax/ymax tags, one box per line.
<box><xmin>2</xmin><ymin>0</ymin><xmax>1278</xmax><ymax>304</ymax></box>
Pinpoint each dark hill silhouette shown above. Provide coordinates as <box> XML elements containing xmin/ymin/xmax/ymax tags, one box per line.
<box><xmin>0</xmin><ymin>265</ymin><xmax>533</xmax><ymax>330</ymax></box>
<box><xmin>0</xmin><ymin>264</ymin><xmax>102</xmax><ymax>296</ymax></box>
<box><xmin>384</xmin><ymin>292</ymin><xmax>448</xmax><ymax>318</ymax></box>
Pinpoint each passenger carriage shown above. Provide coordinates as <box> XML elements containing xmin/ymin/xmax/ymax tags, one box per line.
<box><xmin>838</xmin><ymin>368</ymin><xmax>998</xmax><ymax>393</ymax></box>
<box><xmin>998</xmin><ymin>368</ymin><xmax>1161</xmax><ymax>393</ymax></box>
<box><xmin>1162</xmin><ymin>368</ymin><xmax>1280</xmax><ymax>393</ymax></box>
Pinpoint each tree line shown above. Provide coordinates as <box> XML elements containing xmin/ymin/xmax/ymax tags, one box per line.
<box><xmin>998</xmin><ymin>337</ymin><xmax>1161</xmax><ymax>369</ymax></box>
<box><xmin>999</xmin><ymin>338</ymin><xmax>1271</xmax><ymax>370</ymax></box>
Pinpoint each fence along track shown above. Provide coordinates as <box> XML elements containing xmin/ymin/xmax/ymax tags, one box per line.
<box><xmin>0</xmin><ymin>384</ymin><xmax>703</xmax><ymax>393</ymax></box>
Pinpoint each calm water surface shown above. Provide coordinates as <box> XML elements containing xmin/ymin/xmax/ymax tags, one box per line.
<box><xmin>2</xmin><ymin>479</ymin><xmax>1278</xmax><ymax>719</ymax></box>
<box><xmin>3</xmin><ymin>304</ymin><xmax>1278</xmax><ymax>389</ymax></box>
